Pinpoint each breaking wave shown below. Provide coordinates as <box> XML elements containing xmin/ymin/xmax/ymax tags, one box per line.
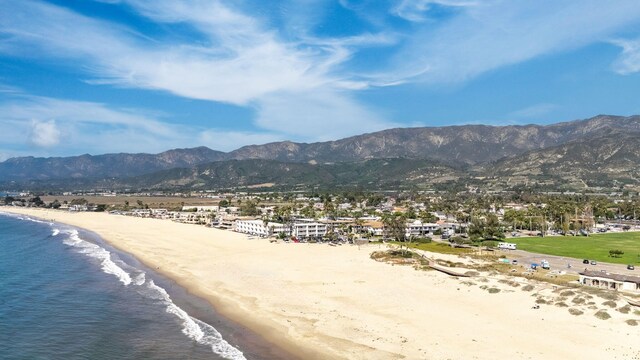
<box><xmin>147</xmin><ymin>281</ymin><xmax>246</xmax><ymax>360</ymax></box>
<box><xmin>59</xmin><ymin>227</ymin><xmax>245</xmax><ymax>359</ymax></box>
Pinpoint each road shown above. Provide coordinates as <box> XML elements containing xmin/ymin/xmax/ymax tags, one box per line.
<box><xmin>431</xmin><ymin>235</ymin><xmax>637</xmax><ymax>277</ymax></box>
<box><xmin>500</xmin><ymin>249</ymin><xmax>637</xmax><ymax>276</ymax></box>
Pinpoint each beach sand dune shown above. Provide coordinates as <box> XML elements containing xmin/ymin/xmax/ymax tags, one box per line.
<box><xmin>5</xmin><ymin>208</ymin><xmax>639</xmax><ymax>360</ymax></box>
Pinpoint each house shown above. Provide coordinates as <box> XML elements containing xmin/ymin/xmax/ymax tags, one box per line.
<box><xmin>579</xmin><ymin>270</ymin><xmax>640</xmax><ymax>293</ymax></box>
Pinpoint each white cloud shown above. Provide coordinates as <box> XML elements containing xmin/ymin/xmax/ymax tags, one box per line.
<box><xmin>29</xmin><ymin>119</ymin><xmax>61</xmax><ymax>147</ymax></box>
<box><xmin>509</xmin><ymin>103</ymin><xmax>558</xmax><ymax>120</ymax></box>
<box><xmin>387</xmin><ymin>1</ymin><xmax>640</xmax><ymax>84</ymax></box>
<box><xmin>255</xmin><ymin>89</ymin><xmax>395</xmax><ymax>141</ymax></box>
<box><xmin>611</xmin><ymin>37</ymin><xmax>640</xmax><ymax>74</ymax></box>
<box><xmin>0</xmin><ymin>0</ymin><xmax>397</xmax><ymax>144</ymax></box>
<box><xmin>392</xmin><ymin>0</ymin><xmax>477</xmax><ymax>22</ymax></box>
<box><xmin>0</xmin><ymin>94</ymin><xmax>291</xmax><ymax>155</ymax></box>
<box><xmin>2</xmin><ymin>0</ymin><xmax>640</xmax><ymax>157</ymax></box>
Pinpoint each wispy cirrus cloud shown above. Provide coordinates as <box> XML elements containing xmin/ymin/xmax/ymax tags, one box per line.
<box><xmin>610</xmin><ymin>37</ymin><xmax>640</xmax><ymax>75</ymax></box>
<box><xmin>392</xmin><ymin>0</ymin><xmax>478</xmax><ymax>22</ymax></box>
<box><xmin>0</xmin><ymin>0</ymin><xmax>396</xmax><ymax>144</ymax></box>
<box><xmin>508</xmin><ymin>103</ymin><xmax>559</xmax><ymax>121</ymax></box>
<box><xmin>387</xmin><ymin>0</ymin><xmax>640</xmax><ymax>84</ymax></box>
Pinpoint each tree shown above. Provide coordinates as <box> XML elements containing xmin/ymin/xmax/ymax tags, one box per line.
<box><xmin>382</xmin><ymin>212</ymin><xmax>407</xmax><ymax>242</ymax></box>
<box><xmin>50</xmin><ymin>199</ymin><xmax>61</xmax><ymax>209</ymax></box>
<box><xmin>609</xmin><ymin>249</ymin><xmax>624</xmax><ymax>258</ymax></box>
<box><xmin>240</xmin><ymin>200</ymin><xmax>260</xmax><ymax>216</ymax></box>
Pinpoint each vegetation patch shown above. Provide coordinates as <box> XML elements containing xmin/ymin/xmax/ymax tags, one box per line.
<box><xmin>403</xmin><ymin>242</ymin><xmax>473</xmax><ymax>255</ymax></box>
<box><xmin>498</xmin><ymin>279</ymin><xmax>521</xmax><ymax>287</ymax></box>
<box><xmin>487</xmin><ymin>287</ymin><xmax>500</xmax><ymax>294</ymax></box>
<box><xmin>521</xmin><ymin>284</ymin><xmax>535</xmax><ymax>292</ymax></box>
<box><xmin>617</xmin><ymin>305</ymin><xmax>631</xmax><ymax>314</ymax></box>
<box><xmin>535</xmin><ymin>298</ymin><xmax>547</xmax><ymax>304</ymax></box>
<box><xmin>581</xmin><ymin>287</ymin><xmax>619</xmax><ymax>301</ymax></box>
<box><xmin>370</xmin><ymin>250</ymin><xmax>429</xmax><ymax>268</ymax></box>
<box><xmin>602</xmin><ymin>300</ymin><xmax>617</xmax><ymax>308</ymax></box>
<box><xmin>568</xmin><ymin>308</ymin><xmax>584</xmax><ymax>316</ymax></box>
<box><xmin>560</xmin><ymin>290</ymin><xmax>575</xmax><ymax>297</ymax></box>
<box><xmin>555</xmin><ymin>301</ymin><xmax>568</xmax><ymax>307</ymax></box>
<box><xmin>625</xmin><ymin>319</ymin><xmax>638</xmax><ymax>326</ymax></box>
<box><xmin>594</xmin><ymin>310</ymin><xmax>611</xmax><ymax>320</ymax></box>
<box><xmin>572</xmin><ymin>297</ymin><xmax>586</xmax><ymax>305</ymax></box>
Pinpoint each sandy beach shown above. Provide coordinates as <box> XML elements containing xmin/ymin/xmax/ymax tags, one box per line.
<box><xmin>4</xmin><ymin>207</ymin><xmax>639</xmax><ymax>360</ymax></box>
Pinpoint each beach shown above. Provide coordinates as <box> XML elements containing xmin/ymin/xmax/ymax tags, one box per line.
<box><xmin>4</xmin><ymin>207</ymin><xmax>639</xmax><ymax>360</ymax></box>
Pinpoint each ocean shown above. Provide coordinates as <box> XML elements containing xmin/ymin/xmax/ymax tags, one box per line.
<box><xmin>0</xmin><ymin>212</ymin><xmax>260</xmax><ymax>360</ymax></box>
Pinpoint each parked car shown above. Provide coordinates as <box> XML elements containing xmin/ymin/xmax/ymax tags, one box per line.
<box><xmin>582</xmin><ymin>259</ymin><xmax>590</xmax><ymax>264</ymax></box>
<box><xmin>628</xmin><ymin>265</ymin><xmax>635</xmax><ymax>270</ymax></box>
<box><xmin>512</xmin><ymin>259</ymin><xmax>518</xmax><ymax>265</ymax></box>
<box><xmin>590</xmin><ymin>260</ymin><xmax>597</xmax><ymax>265</ymax></box>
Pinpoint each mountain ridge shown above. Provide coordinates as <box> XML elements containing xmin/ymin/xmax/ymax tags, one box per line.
<box><xmin>2</xmin><ymin>115</ymin><xmax>640</xmax><ymax>187</ymax></box>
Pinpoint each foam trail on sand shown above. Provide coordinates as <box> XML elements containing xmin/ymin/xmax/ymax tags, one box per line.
<box><xmin>6</xmin><ymin>214</ymin><xmax>246</xmax><ymax>359</ymax></box>
<box><xmin>148</xmin><ymin>280</ymin><xmax>246</xmax><ymax>360</ymax></box>
<box><xmin>62</xmin><ymin>229</ymin><xmax>132</xmax><ymax>286</ymax></box>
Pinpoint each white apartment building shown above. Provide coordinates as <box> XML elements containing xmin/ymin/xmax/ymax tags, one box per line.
<box><xmin>293</xmin><ymin>222</ymin><xmax>327</xmax><ymax>238</ymax></box>
<box><xmin>234</xmin><ymin>219</ymin><xmax>289</xmax><ymax>236</ymax></box>
<box><xmin>405</xmin><ymin>220</ymin><xmax>440</xmax><ymax>237</ymax></box>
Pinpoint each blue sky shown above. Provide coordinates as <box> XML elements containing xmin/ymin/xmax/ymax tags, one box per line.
<box><xmin>1</xmin><ymin>0</ymin><xmax>640</xmax><ymax>159</ymax></box>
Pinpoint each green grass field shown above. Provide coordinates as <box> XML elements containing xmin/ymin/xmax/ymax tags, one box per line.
<box><xmin>510</xmin><ymin>232</ymin><xmax>640</xmax><ymax>265</ymax></box>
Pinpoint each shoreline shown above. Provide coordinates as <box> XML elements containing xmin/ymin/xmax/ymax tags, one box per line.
<box><xmin>75</xmin><ymin>225</ymin><xmax>296</xmax><ymax>360</ymax></box>
<box><xmin>0</xmin><ymin>208</ymin><xmax>324</xmax><ymax>359</ymax></box>
<box><xmin>3</xmin><ymin>207</ymin><xmax>639</xmax><ymax>359</ymax></box>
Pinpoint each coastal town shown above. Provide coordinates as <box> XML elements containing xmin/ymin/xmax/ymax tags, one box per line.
<box><xmin>3</xmin><ymin>188</ymin><xmax>640</xmax><ymax>359</ymax></box>
<box><xmin>4</xmin><ymin>190</ymin><xmax>640</xmax><ymax>293</ymax></box>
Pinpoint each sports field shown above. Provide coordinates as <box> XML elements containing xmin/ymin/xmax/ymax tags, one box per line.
<box><xmin>510</xmin><ymin>232</ymin><xmax>640</xmax><ymax>265</ymax></box>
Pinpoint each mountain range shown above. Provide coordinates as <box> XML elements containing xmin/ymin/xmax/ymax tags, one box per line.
<box><xmin>2</xmin><ymin>115</ymin><xmax>640</xmax><ymax>192</ymax></box>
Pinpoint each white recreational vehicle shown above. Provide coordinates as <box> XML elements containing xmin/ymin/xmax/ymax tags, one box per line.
<box><xmin>497</xmin><ymin>242</ymin><xmax>517</xmax><ymax>250</ymax></box>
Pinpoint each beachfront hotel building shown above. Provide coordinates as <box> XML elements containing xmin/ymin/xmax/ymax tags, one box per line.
<box><xmin>405</xmin><ymin>220</ymin><xmax>440</xmax><ymax>237</ymax></box>
<box><xmin>292</xmin><ymin>222</ymin><xmax>327</xmax><ymax>238</ymax></box>
<box><xmin>579</xmin><ymin>270</ymin><xmax>640</xmax><ymax>293</ymax></box>
<box><xmin>234</xmin><ymin>219</ymin><xmax>288</xmax><ymax>237</ymax></box>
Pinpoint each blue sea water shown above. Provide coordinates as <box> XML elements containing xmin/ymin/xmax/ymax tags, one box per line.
<box><xmin>0</xmin><ymin>213</ymin><xmax>249</xmax><ymax>360</ymax></box>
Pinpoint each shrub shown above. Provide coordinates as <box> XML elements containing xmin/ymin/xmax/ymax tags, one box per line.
<box><xmin>568</xmin><ymin>308</ymin><xmax>584</xmax><ymax>316</ymax></box>
<box><xmin>594</xmin><ymin>310</ymin><xmax>611</xmax><ymax>320</ymax></box>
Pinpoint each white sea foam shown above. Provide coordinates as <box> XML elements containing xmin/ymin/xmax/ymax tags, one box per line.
<box><xmin>18</xmin><ymin>215</ymin><xmax>52</xmax><ymax>225</ymax></box>
<box><xmin>51</xmin><ymin>229</ymin><xmax>60</xmax><ymax>236</ymax></box>
<box><xmin>133</xmin><ymin>272</ymin><xmax>146</xmax><ymax>286</ymax></box>
<box><xmin>63</xmin><ymin>230</ymin><xmax>132</xmax><ymax>286</ymax></box>
<box><xmin>148</xmin><ymin>280</ymin><xmax>246</xmax><ymax>360</ymax></box>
